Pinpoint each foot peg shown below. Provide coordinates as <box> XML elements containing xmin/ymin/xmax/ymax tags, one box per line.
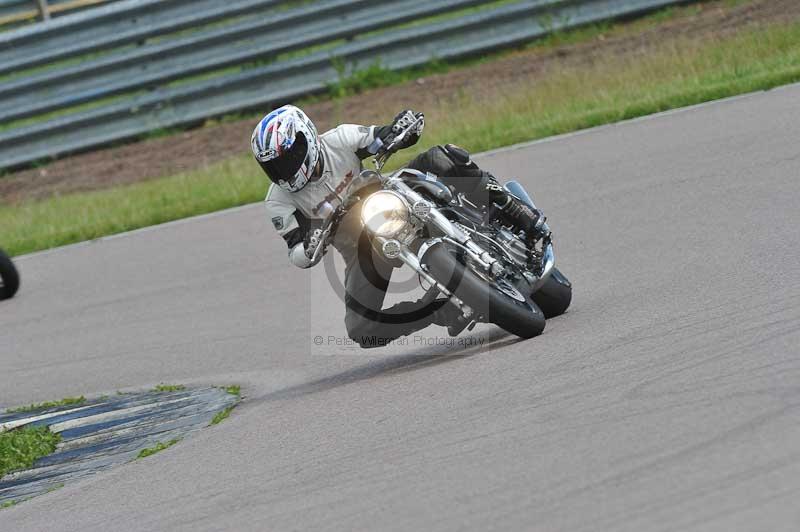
<box><xmin>447</xmin><ymin>314</ymin><xmax>471</xmax><ymax>337</ymax></box>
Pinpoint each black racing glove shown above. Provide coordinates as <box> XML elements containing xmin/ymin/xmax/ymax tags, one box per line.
<box><xmin>373</xmin><ymin>110</ymin><xmax>424</xmax><ymax>153</ymax></box>
<box><xmin>303</xmin><ymin>228</ymin><xmax>324</xmax><ymax>262</ymax></box>
<box><xmin>392</xmin><ymin>109</ymin><xmax>424</xmax><ymax>144</ymax></box>
<box><xmin>302</xmin><ymin>219</ymin><xmax>326</xmax><ymax>263</ymax></box>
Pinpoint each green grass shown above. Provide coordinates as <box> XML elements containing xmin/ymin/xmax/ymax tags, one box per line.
<box><xmin>0</xmin><ymin>426</ymin><xmax>61</xmax><ymax>478</ymax></box>
<box><xmin>0</xmin><ymin>155</ymin><xmax>265</xmax><ymax>256</ymax></box>
<box><xmin>6</xmin><ymin>396</ymin><xmax>86</xmax><ymax>414</ymax></box>
<box><xmin>223</xmin><ymin>385</ymin><xmax>241</xmax><ymax>396</ymax></box>
<box><xmin>136</xmin><ymin>439</ymin><xmax>180</xmax><ymax>459</ymax></box>
<box><xmin>1</xmin><ymin>499</ymin><xmax>17</xmax><ymax>509</ymax></box>
<box><xmin>151</xmin><ymin>383</ymin><xmax>186</xmax><ymax>393</ymax></box>
<box><xmin>209</xmin><ymin>385</ymin><xmax>240</xmax><ymax>425</ymax></box>
<box><xmin>410</xmin><ymin>25</ymin><xmax>800</xmax><ymax>158</ymax></box>
<box><xmin>2</xmin><ymin>17</ymin><xmax>800</xmax><ymax>256</ymax></box>
<box><xmin>210</xmin><ymin>406</ymin><xmax>235</xmax><ymax>426</ymax></box>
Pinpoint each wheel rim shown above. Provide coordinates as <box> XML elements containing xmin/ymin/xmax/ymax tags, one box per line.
<box><xmin>461</xmin><ymin>252</ymin><xmax>527</xmax><ymax>303</ymax></box>
<box><xmin>493</xmin><ymin>278</ymin><xmax>526</xmax><ymax>302</ymax></box>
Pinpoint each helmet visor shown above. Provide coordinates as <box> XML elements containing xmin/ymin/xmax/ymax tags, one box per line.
<box><xmin>259</xmin><ymin>132</ymin><xmax>309</xmax><ymax>186</ymax></box>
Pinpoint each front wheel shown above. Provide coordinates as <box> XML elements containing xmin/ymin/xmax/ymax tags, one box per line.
<box><xmin>0</xmin><ymin>248</ymin><xmax>20</xmax><ymax>300</ymax></box>
<box><xmin>421</xmin><ymin>243</ymin><xmax>545</xmax><ymax>339</ymax></box>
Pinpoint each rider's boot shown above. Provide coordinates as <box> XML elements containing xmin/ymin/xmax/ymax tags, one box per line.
<box><xmin>433</xmin><ymin>300</ymin><xmax>471</xmax><ymax>337</ymax></box>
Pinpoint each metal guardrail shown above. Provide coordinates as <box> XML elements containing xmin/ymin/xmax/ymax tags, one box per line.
<box><xmin>0</xmin><ymin>0</ymin><xmax>117</xmax><ymax>26</ymax></box>
<box><xmin>0</xmin><ymin>0</ymin><xmax>685</xmax><ymax>171</ymax></box>
<box><xmin>0</xmin><ymin>0</ymin><xmax>490</xmax><ymax>122</ymax></box>
<box><xmin>0</xmin><ymin>0</ymin><xmax>284</xmax><ymax>76</ymax></box>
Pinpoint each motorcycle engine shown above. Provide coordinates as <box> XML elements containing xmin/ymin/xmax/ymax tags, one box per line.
<box><xmin>495</xmin><ymin>228</ymin><xmax>530</xmax><ymax>267</ymax></box>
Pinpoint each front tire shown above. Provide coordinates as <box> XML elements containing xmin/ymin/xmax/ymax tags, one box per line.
<box><xmin>532</xmin><ymin>267</ymin><xmax>571</xmax><ymax>318</ymax></box>
<box><xmin>0</xmin><ymin>248</ymin><xmax>20</xmax><ymax>300</ymax></box>
<box><xmin>422</xmin><ymin>243</ymin><xmax>545</xmax><ymax>339</ymax></box>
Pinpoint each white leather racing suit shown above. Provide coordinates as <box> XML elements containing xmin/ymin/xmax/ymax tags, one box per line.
<box><xmin>265</xmin><ymin>124</ymin><xmax>377</xmax><ymax>267</ymax></box>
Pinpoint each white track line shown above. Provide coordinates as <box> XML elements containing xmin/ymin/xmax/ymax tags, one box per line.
<box><xmin>16</xmin><ymin>82</ymin><xmax>800</xmax><ymax>261</ymax></box>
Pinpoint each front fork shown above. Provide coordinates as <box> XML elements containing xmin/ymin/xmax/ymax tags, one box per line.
<box><xmin>372</xmin><ymin>232</ymin><xmax>475</xmax><ymax>320</ymax></box>
<box><xmin>397</xmin><ymin>244</ymin><xmax>475</xmax><ymax>321</ymax></box>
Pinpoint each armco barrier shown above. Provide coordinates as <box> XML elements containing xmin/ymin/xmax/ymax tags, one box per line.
<box><xmin>0</xmin><ymin>0</ymin><xmax>686</xmax><ymax>171</ymax></box>
<box><xmin>0</xmin><ymin>0</ymin><xmax>120</xmax><ymax>27</ymax></box>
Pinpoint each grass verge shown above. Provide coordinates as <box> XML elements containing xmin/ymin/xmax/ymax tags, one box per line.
<box><xmin>210</xmin><ymin>406</ymin><xmax>234</xmax><ymax>426</ymax></box>
<box><xmin>137</xmin><ymin>439</ymin><xmax>180</xmax><ymax>459</ymax></box>
<box><xmin>0</xmin><ymin>426</ymin><xmax>61</xmax><ymax>478</ymax></box>
<box><xmin>6</xmin><ymin>396</ymin><xmax>86</xmax><ymax>414</ymax></box>
<box><xmin>151</xmin><ymin>383</ymin><xmax>186</xmax><ymax>393</ymax></box>
<box><xmin>2</xmin><ymin>17</ymin><xmax>800</xmax><ymax>255</ymax></box>
<box><xmin>222</xmin><ymin>385</ymin><xmax>241</xmax><ymax>396</ymax></box>
<box><xmin>210</xmin><ymin>385</ymin><xmax>241</xmax><ymax>426</ymax></box>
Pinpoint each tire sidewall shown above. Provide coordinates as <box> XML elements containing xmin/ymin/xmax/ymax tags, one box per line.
<box><xmin>532</xmin><ymin>267</ymin><xmax>572</xmax><ymax>319</ymax></box>
<box><xmin>0</xmin><ymin>248</ymin><xmax>20</xmax><ymax>300</ymax></box>
<box><xmin>422</xmin><ymin>243</ymin><xmax>545</xmax><ymax>338</ymax></box>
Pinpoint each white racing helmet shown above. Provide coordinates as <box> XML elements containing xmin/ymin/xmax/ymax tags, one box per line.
<box><xmin>251</xmin><ymin>105</ymin><xmax>320</xmax><ymax>192</ymax></box>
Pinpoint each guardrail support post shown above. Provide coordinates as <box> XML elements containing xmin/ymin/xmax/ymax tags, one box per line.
<box><xmin>35</xmin><ymin>0</ymin><xmax>51</xmax><ymax>21</ymax></box>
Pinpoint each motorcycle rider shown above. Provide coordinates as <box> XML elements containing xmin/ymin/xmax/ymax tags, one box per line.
<box><xmin>252</xmin><ymin>105</ymin><xmax>545</xmax><ymax>348</ymax></box>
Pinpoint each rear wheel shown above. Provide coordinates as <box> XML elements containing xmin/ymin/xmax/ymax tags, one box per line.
<box><xmin>0</xmin><ymin>248</ymin><xmax>20</xmax><ymax>300</ymax></box>
<box><xmin>532</xmin><ymin>267</ymin><xmax>571</xmax><ymax>318</ymax></box>
<box><xmin>422</xmin><ymin>243</ymin><xmax>545</xmax><ymax>339</ymax></box>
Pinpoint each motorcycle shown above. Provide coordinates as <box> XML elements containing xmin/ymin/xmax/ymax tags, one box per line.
<box><xmin>315</xmin><ymin>119</ymin><xmax>571</xmax><ymax>339</ymax></box>
<box><xmin>0</xmin><ymin>248</ymin><xmax>19</xmax><ymax>300</ymax></box>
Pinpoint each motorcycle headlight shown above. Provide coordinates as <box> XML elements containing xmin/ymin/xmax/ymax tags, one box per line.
<box><xmin>360</xmin><ymin>191</ymin><xmax>409</xmax><ymax>238</ymax></box>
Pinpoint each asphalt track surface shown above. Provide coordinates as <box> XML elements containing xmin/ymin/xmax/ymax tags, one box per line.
<box><xmin>2</xmin><ymin>84</ymin><xmax>800</xmax><ymax>531</ymax></box>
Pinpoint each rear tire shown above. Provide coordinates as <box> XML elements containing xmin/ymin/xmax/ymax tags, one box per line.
<box><xmin>0</xmin><ymin>248</ymin><xmax>19</xmax><ymax>300</ymax></box>
<box><xmin>422</xmin><ymin>243</ymin><xmax>545</xmax><ymax>339</ymax></box>
<box><xmin>532</xmin><ymin>267</ymin><xmax>571</xmax><ymax>318</ymax></box>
